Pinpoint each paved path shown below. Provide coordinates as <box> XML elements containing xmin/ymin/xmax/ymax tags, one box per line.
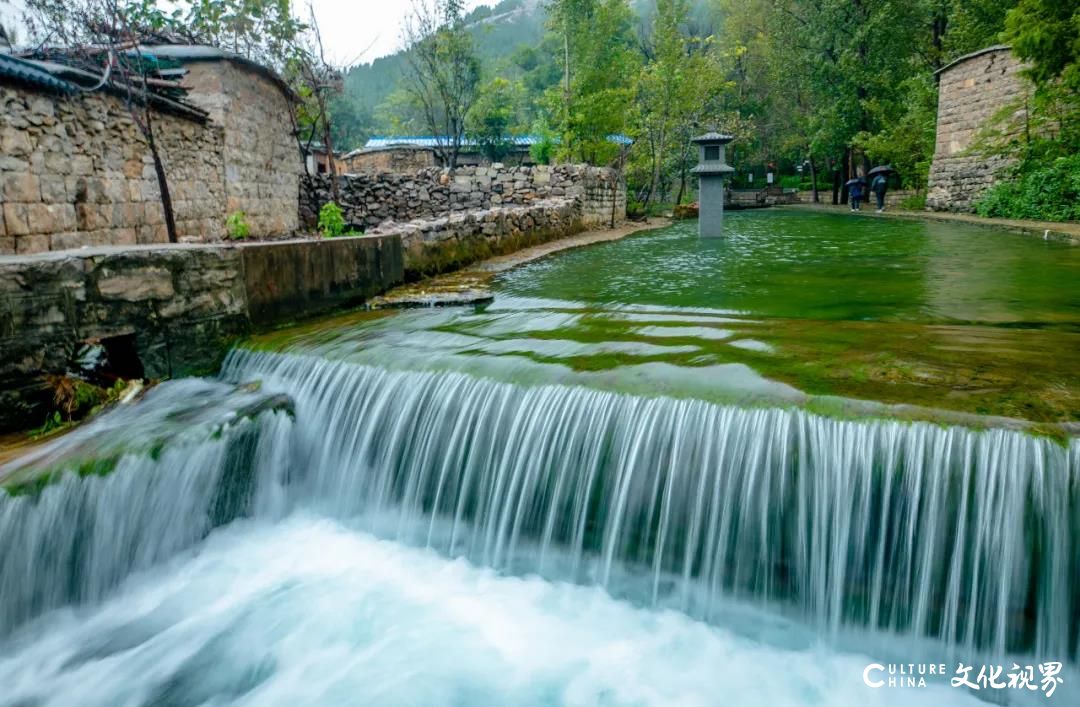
<box><xmin>783</xmin><ymin>202</ymin><xmax>1080</xmax><ymax>243</ymax></box>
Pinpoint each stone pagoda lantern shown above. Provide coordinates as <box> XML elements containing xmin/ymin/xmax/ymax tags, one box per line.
<box><xmin>690</xmin><ymin>132</ymin><xmax>735</xmax><ymax>237</ymax></box>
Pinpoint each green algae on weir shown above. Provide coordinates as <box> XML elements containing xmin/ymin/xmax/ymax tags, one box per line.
<box><xmin>0</xmin><ymin>385</ymin><xmax>295</xmax><ymax>497</ymax></box>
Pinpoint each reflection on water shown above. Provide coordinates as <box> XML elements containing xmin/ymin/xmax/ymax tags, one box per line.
<box><xmin>497</xmin><ymin>213</ymin><xmax>1079</xmax><ymax>325</ymax></box>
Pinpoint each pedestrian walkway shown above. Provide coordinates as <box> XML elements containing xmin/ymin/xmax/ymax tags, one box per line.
<box><xmin>784</xmin><ymin>202</ymin><xmax>1080</xmax><ymax>243</ymax></box>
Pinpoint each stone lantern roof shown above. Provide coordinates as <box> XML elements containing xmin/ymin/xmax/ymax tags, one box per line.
<box><xmin>690</xmin><ymin>132</ymin><xmax>735</xmax><ymax>175</ymax></box>
<box><xmin>691</xmin><ymin>132</ymin><xmax>735</xmax><ymax>144</ymax></box>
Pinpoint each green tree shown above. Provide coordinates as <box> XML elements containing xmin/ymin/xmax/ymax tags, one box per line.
<box><xmin>633</xmin><ymin>0</ymin><xmax>733</xmax><ymax>206</ymax></box>
<box><xmin>1004</xmin><ymin>0</ymin><xmax>1080</xmax><ymax>92</ymax></box>
<box><xmin>468</xmin><ymin>78</ymin><xmax>525</xmax><ymax>162</ymax></box>
<box><xmin>402</xmin><ymin>0</ymin><xmax>482</xmax><ymax>170</ymax></box>
<box><xmin>547</xmin><ymin>0</ymin><xmax>639</xmax><ymax>164</ymax></box>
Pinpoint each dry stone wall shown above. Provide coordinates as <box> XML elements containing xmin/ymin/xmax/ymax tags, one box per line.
<box><xmin>300</xmin><ymin>164</ymin><xmax>626</xmax><ymax>232</ymax></box>
<box><xmin>1</xmin><ymin>86</ymin><xmax>226</xmax><ymax>255</ymax></box>
<box><xmin>927</xmin><ymin>46</ymin><xmax>1030</xmax><ymax>212</ymax></box>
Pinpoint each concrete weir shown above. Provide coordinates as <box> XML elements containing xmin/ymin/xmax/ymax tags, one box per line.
<box><xmin>0</xmin><ymin>236</ymin><xmax>403</xmax><ymax>432</ymax></box>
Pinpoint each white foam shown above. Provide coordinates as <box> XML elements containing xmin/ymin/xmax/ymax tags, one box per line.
<box><xmin>0</xmin><ymin>514</ymin><xmax>984</xmax><ymax>707</ymax></box>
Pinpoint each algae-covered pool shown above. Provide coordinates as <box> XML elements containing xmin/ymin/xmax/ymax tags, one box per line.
<box><xmin>251</xmin><ymin>211</ymin><xmax>1080</xmax><ymax>425</ymax></box>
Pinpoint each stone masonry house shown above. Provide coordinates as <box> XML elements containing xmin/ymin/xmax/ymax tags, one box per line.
<box><xmin>0</xmin><ymin>46</ymin><xmax>301</xmax><ymax>255</ymax></box>
<box><xmin>926</xmin><ymin>45</ymin><xmax>1031</xmax><ymax>212</ymax></box>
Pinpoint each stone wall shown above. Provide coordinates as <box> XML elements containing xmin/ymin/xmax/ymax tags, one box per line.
<box><xmin>927</xmin><ymin>46</ymin><xmax>1030</xmax><ymax>212</ymax></box>
<box><xmin>0</xmin><ymin>235</ymin><xmax>402</xmax><ymax>432</ymax></box>
<box><xmin>300</xmin><ymin>164</ymin><xmax>626</xmax><ymax>232</ymax></box>
<box><xmin>342</xmin><ymin>147</ymin><xmax>438</xmax><ymax>174</ymax></box>
<box><xmin>182</xmin><ymin>62</ymin><xmax>302</xmax><ymax>237</ymax></box>
<box><xmin>368</xmin><ymin>198</ymin><xmax>584</xmax><ymax>279</ymax></box>
<box><xmin>1</xmin><ymin>59</ymin><xmax>300</xmax><ymax>255</ymax></box>
<box><xmin>1</xmin><ymin>86</ymin><xmax>226</xmax><ymax>255</ymax></box>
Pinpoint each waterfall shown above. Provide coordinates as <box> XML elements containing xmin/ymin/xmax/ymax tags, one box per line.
<box><xmin>221</xmin><ymin>350</ymin><xmax>1079</xmax><ymax>665</ymax></box>
<box><xmin>1</xmin><ymin>348</ymin><xmax>1076</xmax><ymax>670</ymax></box>
<box><xmin>0</xmin><ymin>389</ymin><xmax>294</xmax><ymax>637</ymax></box>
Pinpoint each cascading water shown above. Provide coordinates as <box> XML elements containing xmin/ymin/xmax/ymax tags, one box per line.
<box><xmin>216</xmin><ymin>350</ymin><xmax>1079</xmax><ymax>668</ymax></box>
<box><xmin>0</xmin><ymin>379</ymin><xmax>295</xmax><ymax>636</ymax></box>
<box><xmin>3</xmin><ymin>350</ymin><xmax>1073</xmax><ymax>680</ymax></box>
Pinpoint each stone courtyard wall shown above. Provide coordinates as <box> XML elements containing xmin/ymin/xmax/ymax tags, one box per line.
<box><xmin>1</xmin><ymin>86</ymin><xmax>226</xmax><ymax>255</ymax></box>
<box><xmin>342</xmin><ymin>147</ymin><xmax>438</xmax><ymax>174</ymax></box>
<box><xmin>300</xmin><ymin>164</ymin><xmax>626</xmax><ymax>232</ymax></box>
<box><xmin>926</xmin><ymin>46</ymin><xmax>1030</xmax><ymax>212</ymax></box>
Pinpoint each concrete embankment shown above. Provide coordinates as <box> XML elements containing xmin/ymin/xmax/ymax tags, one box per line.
<box><xmin>783</xmin><ymin>203</ymin><xmax>1080</xmax><ymax>244</ymax></box>
<box><xmin>0</xmin><ymin>235</ymin><xmax>402</xmax><ymax>432</ymax></box>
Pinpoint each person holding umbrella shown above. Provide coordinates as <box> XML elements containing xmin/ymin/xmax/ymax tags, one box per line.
<box><xmin>869</xmin><ymin>165</ymin><xmax>893</xmax><ymax>212</ymax></box>
<box><xmin>846</xmin><ymin>176</ymin><xmax>867</xmax><ymax>212</ymax></box>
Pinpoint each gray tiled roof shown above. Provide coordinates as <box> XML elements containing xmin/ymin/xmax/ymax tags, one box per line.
<box><xmin>0</xmin><ymin>53</ymin><xmax>77</xmax><ymax>94</ymax></box>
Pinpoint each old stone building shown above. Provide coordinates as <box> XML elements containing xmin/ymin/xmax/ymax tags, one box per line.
<box><xmin>163</xmin><ymin>47</ymin><xmax>303</xmax><ymax>238</ymax></box>
<box><xmin>341</xmin><ymin>145</ymin><xmax>440</xmax><ymax>174</ymax></box>
<box><xmin>926</xmin><ymin>45</ymin><xmax>1030</xmax><ymax>212</ymax></box>
<box><xmin>0</xmin><ymin>47</ymin><xmax>301</xmax><ymax>255</ymax></box>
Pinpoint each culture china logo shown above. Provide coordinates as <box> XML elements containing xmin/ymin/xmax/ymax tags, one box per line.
<box><xmin>862</xmin><ymin>662</ymin><xmax>1065</xmax><ymax>697</ymax></box>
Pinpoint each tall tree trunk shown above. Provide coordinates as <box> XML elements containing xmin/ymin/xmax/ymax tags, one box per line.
<box><xmin>809</xmin><ymin>154</ymin><xmax>819</xmax><ymax>204</ymax></box>
<box><xmin>675</xmin><ymin>140</ymin><xmax>690</xmax><ymax>205</ymax></box>
<box><xmin>610</xmin><ymin>149</ymin><xmax>625</xmax><ymax>229</ymax></box>
<box><xmin>562</xmin><ymin>16</ymin><xmax>572</xmax><ymax>161</ymax></box>
<box><xmin>143</xmin><ymin>109</ymin><xmax>177</xmax><ymax>244</ymax></box>
<box><xmin>840</xmin><ymin>150</ymin><xmax>850</xmax><ymax>205</ymax></box>
<box><xmin>830</xmin><ymin>157</ymin><xmax>841</xmax><ymax>205</ymax></box>
<box><xmin>320</xmin><ymin>105</ymin><xmax>340</xmax><ymax>205</ymax></box>
<box><xmin>931</xmin><ymin>1</ymin><xmax>948</xmax><ymax>78</ymax></box>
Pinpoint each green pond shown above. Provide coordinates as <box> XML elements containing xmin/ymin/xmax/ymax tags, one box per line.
<box><xmin>251</xmin><ymin>211</ymin><xmax>1080</xmax><ymax>426</ymax></box>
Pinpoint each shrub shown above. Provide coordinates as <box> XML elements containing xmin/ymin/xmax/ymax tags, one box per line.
<box><xmin>976</xmin><ymin>153</ymin><xmax>1080</xmax><ymax>222</ymax></box>
<box><xmin>626</xmin><ymin>199</ymin><xmax>647</xmax><ymax>220</ymax></box>
<box><xmin>898</xmin><ymin>193</ymin><xmax>927</xmax><ymax>211</ymax></box>
<box><xmin>318</xmin><ymin>202</ymin><xmax>346</xmax><ymax>238</ymax></box>
<box><xmin>226</xmin><ymin>211</ymin><xmax>250</xmax><ymax>240</ymax></box>
<box><xmin>530</xmin><ymin>136</ymin><xmax>556</xmax><ymax>166</ymax></box>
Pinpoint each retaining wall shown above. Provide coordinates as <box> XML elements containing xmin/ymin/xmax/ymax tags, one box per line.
<box><xmin>0</xmin><ymin>59</ymin><xmax>301</xmax><ymax>255</ymax></box>
<box><xmin>368</xmin><ymin>198</ymin><xmax>584</xmax><ymax>279</ymax></box>
<box><xmin>0</xmin><ymin>235</ymin><xmax>402</xmax><ymax>432</ymax></box>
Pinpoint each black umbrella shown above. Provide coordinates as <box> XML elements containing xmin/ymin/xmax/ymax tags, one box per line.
<box><xmin>845</xmin><ymin>177</ymin><xmax>866</xmax><ymax>187</ymax></box>
<box><xmin>867</xmin><ymin>165</ymin><xmax>895</xmax><ymax>177</ymax></box>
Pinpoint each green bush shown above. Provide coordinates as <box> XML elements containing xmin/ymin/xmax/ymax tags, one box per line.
<box><xmin>226</xmin><ymin>211</ymin><xmax>250</xmax><ymax>240</ymax></box>
<box><xmin>530</xmin><ymin>136</ymin><xmax>556</xmax><ymax>166</ymax></box>
<box><xmin>976</xmin><ymin>153</ymin><xmax>1080</xmax><ymax>222</ymax></box>
<box><xmin>318</xmin><ymin>202</ymin><xmax>346</xmax><ymax>238</ymax></box>
<box><xmin>898</xmin><ymin>193</ymin><xmax>927</xmax><ymax>211</ymax></box>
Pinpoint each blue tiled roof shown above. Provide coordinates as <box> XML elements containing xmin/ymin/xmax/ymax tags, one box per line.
<box><xmin>364</xmin><ymin>134</ymin><xmax>634</xmax><ymax>149</ymax></box>
<box><xmin>0</xmin><ymin>54</ymin><xmax>77</xmax><ymax>94</ymax></box>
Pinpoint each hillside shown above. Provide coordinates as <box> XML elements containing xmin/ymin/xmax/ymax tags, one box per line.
<box><xmin>340</xmin><ymin>0</ymin><xmax>546</xmax><ymax>140</ymax></box>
